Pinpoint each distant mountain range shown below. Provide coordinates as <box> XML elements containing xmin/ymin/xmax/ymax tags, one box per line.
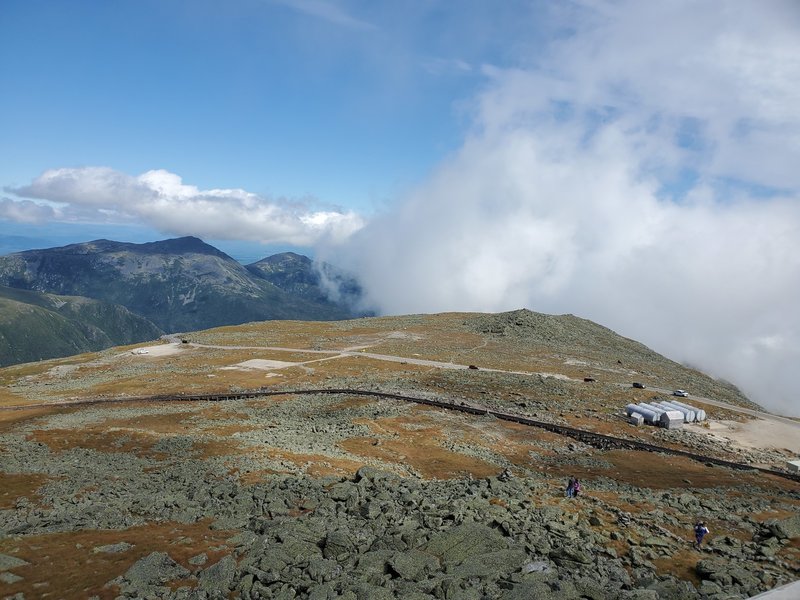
<box><xmin>0</xmin><ymin>236</ymin><xmax>364</xmax><ymax>366</ymax></box>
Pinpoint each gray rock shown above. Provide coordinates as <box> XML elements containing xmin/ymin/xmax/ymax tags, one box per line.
<box><xmin>324</xmin><ymin>528</ymin><xmax>357</xmax><ymax>560</ymax></box>
<box><xmin>0</xmin><ymin>571</ymin><xmax>24</xmax><ymax>584</ymax></box>
<box><xmin>641</xmin><ymin>536</ymin><xmax>672</xmax><ymax>548</ymax></box>
<box><xmin>117</xmin><ymin>551</ymin><xmax>190</xmax><ymax>588</ymax></box>
<box><xmin>696</xmin><ymin>558</ymin><xmax>728</xmax><ymax>582</ymax></box>
<box><xmin>306</xmin><ymin>557</ymin><xmax>342</xmax><ymax>583</ymax></box>
<box><xmin>308</xmin><ymin>583</ymin><xmax>337</xmax><ymax>600</ymax></box>
<box><xmin>575</xmin><ymin>575</ymin><xmax>617</xmax><ymax>600</ymax></box>
<box><xmin>618</xmin><ymin>591</ymin><xmax>659</xmax><ymax>600</ymax></box>
<box><xmin>0</xmin><ymin>553</ymin><xmax>29</xmax><ymax>571</ymax></box>
<box><xmin>697</xmin><ymin>580</ymin><xmax>723</xmax><ymax>595</ymax></box>
<box><xmin>499</xmin><ymin>582</ymin><xmax>560</xmax><ymax>600</ymax></box>
<box><xmin>549</xmin><ymin>545</ymin><xmax>592</xmax><ymax>566</ymax></box>
<box><xmin>352</xmin><ymin>582</ymin><xmax>394</xmax><ymax>600</ymax></box>
<box><xmin>354</xmin><ymin>466</ymin><xmax>381</xmax><ymax>482</ymax></box>
<box><xmin>389</xmin><ymin>549</ymin><xmax>439</xmax><ymax>581</ymax></box>
<box><xmin>189</xmin><ymin>552</ymin><xmax>208</xmax><ymax>566</ymax></box>
<box><xmin>92</xmin><ymin>542</ymin><xmax>133</xmax><ymax>554</ymax></box>
<box><xmin>423</xmin><ymin>523</ymin><xmax>508</xmax><ymax>566</ymax></box>
<box><xmin>763</xmin><ymin>515</ymin><xmax>800</xmax><ymax>540</ymax></box>
<box><xmin>646</xmin><ymin>577</ymin><xmax>697</xmax><ymax>600</ymax></box>
<box><xmin>329</xmin><ymin>482</ymin><xmax>358</xmax><ymax>502</ymax></box>
<box><xmin>449</xmin><ymin>548</ymin><xmax>528</xmax><ymax>578</ymax></box>
<box><xmin>198</xmin><ymin>555</ymin><xmax>236</xmax><ymax>592</ymax></box>
<box><xmin>727</xmin><ymin>566</ymin><xmax>760</xmax><ymax>593</ymax></box>
<box><xmin>280</xmin><ymin>538</ymin><xmax>324</xmax><ymax>563</ymax></box>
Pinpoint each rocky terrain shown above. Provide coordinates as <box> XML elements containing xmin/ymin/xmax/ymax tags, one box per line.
<box><xmin>0</xmin><ymin>310</ymin><xmax>798</xmax><ymax>599</ymax></box>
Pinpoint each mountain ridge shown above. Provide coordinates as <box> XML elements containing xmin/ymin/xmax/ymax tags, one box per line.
<box><xmin>0</xmin><ymin>237</ymin><xmax>363</xmax><ymax>365</ymax></box>
<box><xmin>0</xmin><ymin>285</ymin><xmax>163</xmax><ymax>366</ymax></box>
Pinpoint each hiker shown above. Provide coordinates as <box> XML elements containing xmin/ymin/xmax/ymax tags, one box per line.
<box><xmin>565</xmin><ymin>476</ymin><xmax>576</xmax><ymax>498</ymax></box>
<box><xmin>693</xmin><ymin>521</ymin><xmax>710</xmax><ymax>548</ymax></box>
<box><xmin>573</xmin><ymin>478</ymin><xmax>582</xmax><ymax>498</ymax></box>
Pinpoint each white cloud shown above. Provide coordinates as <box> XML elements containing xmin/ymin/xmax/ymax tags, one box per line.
<box><xmin>0</xmin><ymin>197</ymin><xmax>58</xmax><ymax>223</ymax></box>
<box><xmin>319</xmin><ymin>0</ymin><xmax>800</xmax><ymax>416</ymax></box>
<box><xmin>8</xmin><ymin>167</ymin><xmax>364</xmax><ymax>247</ymax></box>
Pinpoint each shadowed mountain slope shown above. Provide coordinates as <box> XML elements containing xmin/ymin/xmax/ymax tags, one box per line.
<box><xmin>247</xmin><ymin>251</ymin><xmax>365</xmax><ymax>309</ymax></box>
<box><xmin>0</xmin><ymin>285</ymin><xmax>163</xmax><ymax>366</ymax></box>
<box><xmin>0</xmin><ymin>237</ymin><xmax>359</xmax><ymax>334</ymax></box>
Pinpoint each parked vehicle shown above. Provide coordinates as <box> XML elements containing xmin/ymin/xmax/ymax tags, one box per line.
<box><xmin>673</xmin><ymin>389</ymin><xmax>689</xmax><ymax>397</ymax></box>
<box><xmin>584</xmin><ymin>377</ymin><xmax>596</xmax><ymax>382</ymax></box>
<box><xmin>632</xmin><ymin>382</ymin><xmax>645</xmax><ymax>389</ymax></box>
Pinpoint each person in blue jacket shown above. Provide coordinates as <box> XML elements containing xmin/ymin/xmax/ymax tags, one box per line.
<box><xmin>694</xmin><ymin>521</ymin><xmax>710</xmax><ymax>548</ymax></box>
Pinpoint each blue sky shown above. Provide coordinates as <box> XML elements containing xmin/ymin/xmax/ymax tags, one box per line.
<box><xmin>0</xmin><ymin>0</ymin><xmax>525</xmax><ymax>216</ymax></box>
<box><xmin>1</xmin><ymin>1</ymin><xmax>800</xmax><ymax>415</ymax></box>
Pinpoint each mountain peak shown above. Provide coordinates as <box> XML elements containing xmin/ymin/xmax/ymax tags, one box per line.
<box><xmin>248</xmin><ymin>252</ymin><xmax>312</xmax><ymax>268</ymax></box>
<box><xmin>137</xmin><ymin>236</ymin><xmax>232</xmax><ymax>258</ymax></box>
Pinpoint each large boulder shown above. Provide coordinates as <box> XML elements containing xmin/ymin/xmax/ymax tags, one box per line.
<box><xmin>762</xmin><ymin>515</ymin><xmax>800</xmax><ymax>540</ymax></box>
<box><xmin>110</xmin><ymin>551</ymin><xmax>191</xmax><ymax>595</ymax></box>
<box><xmin>389</xmin><ymin>549</ymin><xmax>440</xmax><ymax>581</ymax></box>
<box><xmin>198</xmin><ymin>555</ymin><xmax>237</xmax><ymax>592</ymax></box>
<box><xmin>423</xmin><ymin>523</ymin><xmax>508</xmax><ymax>566</ymax></box>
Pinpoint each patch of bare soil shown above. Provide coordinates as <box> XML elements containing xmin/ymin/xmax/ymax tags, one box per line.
<box><xmin>694</xmin><ymin>418</ymin><xmax>800</xmax><ymax>455</ymax></box>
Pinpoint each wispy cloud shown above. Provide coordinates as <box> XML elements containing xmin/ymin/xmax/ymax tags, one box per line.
<box><xmin>272</xmin><ymin>0</ymin><xmax>376</xmax><ymax>31</ymax></box>
<box><xmin>422</xmin><ymin>57</ymin><xmax>473</xmax><ymax>76</ymax></box>
<box><xmin>5</xmin><ymin>167</ymin><xmax>364</xmax><ymax>247</ymax></box>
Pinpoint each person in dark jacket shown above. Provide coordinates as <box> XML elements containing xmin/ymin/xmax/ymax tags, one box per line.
<box><xmin>566</xmin><ymin>476</ymin><xmax>576</xmax><ymax>498</ymax></box>
<box><xmin>693</xmin><ymin>521</ymin><xmax>710</xmax><ymax>548</ymax></box>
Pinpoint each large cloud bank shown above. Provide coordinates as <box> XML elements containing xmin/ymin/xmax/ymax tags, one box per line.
<box><xmin>4</xmin><ymin>167</ymin><xmax>363</xmax><ymax>246</ymax></box>
<box><xmin>321</xmin><ymin>1</ymin><xmax>800</xmax><ymax>415</ymax></box>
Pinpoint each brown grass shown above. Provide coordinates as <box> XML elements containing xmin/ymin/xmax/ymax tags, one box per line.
<box><xmin>0</xmin><ymin>406</ymin><xmax>62</xmax><ymax>432</ymax></box>
<box><xmin>340</xmin><ymin>410</ymin><xmax>501</xmax><ymax>479</ymax></box>
<box><xmin>652</xmin><ymin>551</ymin><xmax>703</xmax><ymax>586</ymax></box>
<box><xmin>0</xmin><ymin>472</ymin><xmax>50</xmax><ymax>509</ymax></box>
<box><xmin>27</xmin><ymin>428</ymin><xmax>170</xmax><ymax>459</ymax></box>
<box><xmin>542</xmin><ymin>448</ymin><xmax>798</xmax><ymax>491</ymax></box>
<box><xmin>751</xmin><ymin>509</ymin><xmax>800</xmax><ymax>522</ymax></box>
<box><xmin>0</xmin><ymin>519</ymin><xmax>235</xmax><ymax>600</ymax></box>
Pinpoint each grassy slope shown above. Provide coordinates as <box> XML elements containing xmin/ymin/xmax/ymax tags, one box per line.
<box><xmin>0</xmin><ymin>286</ymin><xmax>163</xmax><ymax>367</ymax></box>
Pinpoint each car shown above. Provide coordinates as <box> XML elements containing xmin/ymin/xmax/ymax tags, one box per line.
<box><xmin>673</xmin><ymin>389</ymin><xmax>689</xmax><ymax>397</ymax></box>
<box><xmin>632</xmin><ymin>382</ymin><xmax>645</xmax><ymax>389</ymax></box>
<box><xmin>583</xmin><ymin>377</ymin><xmax>596</xmax><ymax>382</ymax></box>
<box><xmin>468</xmin><ymin>365</ymin><xmax>479</xmax><ymax>370</ymax></box>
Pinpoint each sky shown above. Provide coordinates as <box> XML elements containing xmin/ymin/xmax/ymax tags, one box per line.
<box><xmin>1</xmin><ymin>1</ymin><xmax>799</xmax><ymax>416</ymax></box>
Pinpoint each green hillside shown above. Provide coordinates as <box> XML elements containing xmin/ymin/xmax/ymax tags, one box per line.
<box><xmin>0</xmin><ymin>286</ymin><xmax>162</xmax><ymax>366</ymax></box>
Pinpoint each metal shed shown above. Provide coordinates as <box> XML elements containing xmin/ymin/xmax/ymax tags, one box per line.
<box><xmin>659</xmin><ymin>410</ymin><xmax>684</xmax><ymax>429</ymax></box>
<box><xmin>628</xmin><ymin>411</ymin><xmax>645</xmax><ymax>426</ymax></box>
